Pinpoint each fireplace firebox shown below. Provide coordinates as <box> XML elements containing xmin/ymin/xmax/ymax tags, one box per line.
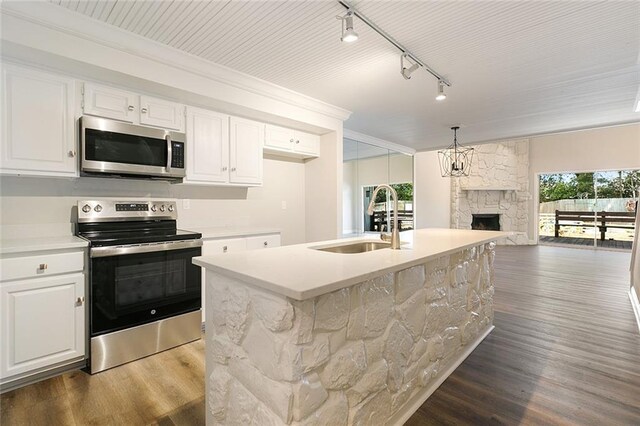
<box><xmin>471</xmin><ymin>214</ymin><xmax>500</xmax><ymax>231</ymax></box>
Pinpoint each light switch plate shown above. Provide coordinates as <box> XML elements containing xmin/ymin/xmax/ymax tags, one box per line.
<box><xmin>183</xmin><ymin>199</ymin><xmax>190</xmax><ymax>210</ymax></box>
<box><xmin>281</xmin><ymin>201</ymin><xmax>287</xmax><ymax>210</ymax></box>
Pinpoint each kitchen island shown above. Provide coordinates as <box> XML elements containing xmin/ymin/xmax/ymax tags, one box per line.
<box><xmin>194</xmin><ymin>228</ymin><xmax>505</xmax><ymax>425</ymax></box>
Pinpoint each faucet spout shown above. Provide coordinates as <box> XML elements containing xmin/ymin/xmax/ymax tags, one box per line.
<box><xmin>367</xmin><ymin>184</ymin><xmax>401</xmax><ymax>249</ymax></box>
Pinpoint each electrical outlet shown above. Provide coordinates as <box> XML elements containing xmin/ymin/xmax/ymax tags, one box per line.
<box><xmin>183</xmin><ymin>199</ymin><xmax>190</xmax><ymax>210</ymax></box>
<box><xmin>281</xmin><ymin>201</ymin><xmax>287</xmax><ymax>210</ymax></box>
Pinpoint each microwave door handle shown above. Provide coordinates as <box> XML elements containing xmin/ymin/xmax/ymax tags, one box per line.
<box><xmin>166</xmin><ymin>134</ymin><xmax>172</xmax><ymax>172</ymax></box>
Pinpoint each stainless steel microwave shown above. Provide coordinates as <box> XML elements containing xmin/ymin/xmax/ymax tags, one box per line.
<box><xmin>80</xmin><ymin>116</ymin><xmax>186</xmax><ymax>181</ymax></box>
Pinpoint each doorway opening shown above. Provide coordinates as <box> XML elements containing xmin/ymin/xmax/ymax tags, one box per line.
<box><xmin>538</xmin><ymin>170</ymin><xmax>638</xmax><ymax>250</ymax></box>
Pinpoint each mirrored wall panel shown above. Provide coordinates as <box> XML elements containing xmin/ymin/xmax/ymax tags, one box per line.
<box><xmin>343</xmin><ymin>139</ymin><xmax>414</xmax><ymax>236</ymax></box>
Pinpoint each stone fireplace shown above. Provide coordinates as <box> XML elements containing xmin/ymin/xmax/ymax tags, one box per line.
<box><xmin>450</xmin><ymin>139</ymin><xmax>531</xmax><ymax>245</ymax></box>
<box><xmin>472</xmin><ymin>214</ymin><xmax>500</xmax><ymax>231</ymax></box>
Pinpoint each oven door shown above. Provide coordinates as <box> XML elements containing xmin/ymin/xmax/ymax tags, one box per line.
<box><xmin>81</xmin><ymin>115</ymin><xmax>185</xmax><ymax>179</ymax></box>
<box><xmin>89</xmin><ymin>243</ymin><xmax>201</xmax><ymax>336</ymax></box>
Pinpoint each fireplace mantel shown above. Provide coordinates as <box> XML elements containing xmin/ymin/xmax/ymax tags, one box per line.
<box><xmin>459</xmin><ymin>186</ymin><xmax>518</xmax><ymax>191</ymax></box>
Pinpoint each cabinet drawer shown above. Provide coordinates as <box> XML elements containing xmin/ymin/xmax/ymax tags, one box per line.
<box><xmin>1</xmin><ymin>252</ymin><xmax>84</xmax><ymax>282</ymax></box>
<box><xmin>246</xmin><ymin>234</ymin><xmax>281</xmax><ymax>250</ymax></box>
<box><xmin>202</xmin><ymin>238</ymin><xmax>247</xmax><ymax>255</ymax></box>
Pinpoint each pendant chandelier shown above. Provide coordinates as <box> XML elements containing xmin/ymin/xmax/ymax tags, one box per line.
<box><xmin>438</xmin><ymin>126</ymin><xmax>474</xmax><ymax>177</ymax></box>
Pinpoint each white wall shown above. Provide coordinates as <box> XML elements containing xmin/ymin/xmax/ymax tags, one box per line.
<box><xmin>0</xmin><ymin>159</ymin><xmax>307</xmax><ymax>245</ymax></box>
<box><xmin>305</xmin><ymin>131</ymin><xmax>343</xmax><ymax>242</ymax></box>
<box><xmin>414</xmin><ymin>151</ymin><xmax>451</xmax><ymax>229</ymax></box>
<box><xmin>342</xmin><ymin>160</ymin><xmax>357</xmax><ymax>234</ymax></box>
<box><xmin>528</xmin><ymin>123</ymin><xmax>640</xmax><ymax>240</ymax></box>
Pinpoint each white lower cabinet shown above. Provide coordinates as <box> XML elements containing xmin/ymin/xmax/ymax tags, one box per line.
<box><xmin>200</xmin><ymin>233</ymin><xmax>280</xmax><ymax>322</ymax></box>
<box><xmin>246</xmin><ymin>234</ymin><xmax>282</xmax><ymax>250</ymax></box>
<box><xmin>1</xmin><ymin>272</ymin><xmax>85</xmax><ymax>385</ymax></box>
<box><xmin>0</xmin><ymin>247</ymin><xmax>86</xmax><ymax>389</ymax></box>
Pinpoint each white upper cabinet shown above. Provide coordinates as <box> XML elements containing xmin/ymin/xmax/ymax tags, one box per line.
<box><xmin>83</xmin><ymin>83</ymin><xmax>184</xmax><ymax>131</ymax></box>
<box><xmin>229</xmin><ymin>117</ymin><xmax>264</xmax><ymax>185</ymax></box>
<box><xmin>1</xmin><ymin>64</ymin><xmax>77</xmax><ymax>177</ymax></box>
<box><xmin>294</xmin><ymin>131</ymin><xmax>321</xmax><ymax>156</ymax></box>
<box><xmin>83</xmin><ymin>83</ymin><xmax>137</xmax><ymax>123</ymax></box>
<box><xmin>139</xmin><ymin>95</ymin><xmax>184</xmax><ymax>131</ymax></box>
<box><xmin>265</xmin><ymin>125</ymin><xmax>295</xmax><ymax>150</ymax></box>
<box><xmin>264</xmin><ymin>124</ymin><xmax>320</xmax><ymax>159</ymax></box>
<box><xmin>185</xmin><ymin>107</ymin><xmax>229</xmax><ymax>184</ymax></box>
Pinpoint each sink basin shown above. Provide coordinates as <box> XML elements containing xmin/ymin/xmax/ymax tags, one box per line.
<box><xmin>313</xmin><ymin>241</ymin><xmax>392</xmax><ymax>254</ymax></box>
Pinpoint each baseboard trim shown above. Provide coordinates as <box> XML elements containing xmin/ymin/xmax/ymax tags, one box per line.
<box><xmin>0</xmin><ymin>358</ymin><xmax>86</xmax><ymax>394</ymax></box>
<box><xmin>389</xmin><ymin>324</ymin><xmax>495</xmax><ymax>426</ymax></box>
<box><xmin>629</xmin><ymin>287</ymin><xmax>640</xmax><ymax>334</ymax></box>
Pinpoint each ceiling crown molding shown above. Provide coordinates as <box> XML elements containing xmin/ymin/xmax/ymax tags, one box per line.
<box><xmin>0</xmin><ymin>2</ymin><xmax>352</xmax><ymax>122</ymax></box>
<box><xmin>343</xmin><ymin>129</ymin><xmax>416</xmax><ymax>155</ymax></box>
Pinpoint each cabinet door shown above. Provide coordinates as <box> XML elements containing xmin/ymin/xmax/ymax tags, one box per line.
<box><xmin>265</xmin><ymin>124</ymin><xmax>294</xmax><ymax>151</ymax></box>
<box><xmin>140</xmin><ymin>95</ymin><xmax>184</xmax><ymax>131</ymax></box>
<box><xmin>1</xmin><ymin>273</ymin><xmax>85</xmax><ymax>380</ymax></box>
<box><xmin>245</xmin><ymin>234</ymin><xmax>281</xmax><ymax>250</ymax></box>
<box><xmin>1</xmin><ymin>64</ymin><xmax>77</xmax><ymax>176</ymax></box>
<box><xmin>229</xmin><ymin>117</ymin><xmax>264</xmax><ymax>185</ymax></box>
<box><xmin>293</xmin><ymin>131</ymin><xmax>320</xmax><ymax>156</ymax></box>
<box><xmin>185</xmin><ymin>108</ymin><xmax>229</xmax><ymax>184</ymax></box>
<box><xmin>83</xmin><ymin>83</ymin><xmax>137</xmax><ymax>123</ymax></box>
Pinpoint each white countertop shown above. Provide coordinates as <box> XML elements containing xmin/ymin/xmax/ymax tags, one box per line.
<box><xmin>194</xmin><ymin>228</ymin><xmax>507</xmax><ymax>300</ymax></box>
<box><xmin>187</xmin><ymin>226</ymin><xmax>281</xmax><ymax>240</ymax></box>
<box><xmin>0</xmin><ymin>235</ymin><xmax>89</xmax><ymax>255</ymax></box>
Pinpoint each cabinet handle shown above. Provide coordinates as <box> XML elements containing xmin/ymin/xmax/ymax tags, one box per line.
<box><xmin>141</xmin><ymin>107</ymin><xmax>148</xmax><ymax>113</ymax></box>
<box><xmin>38</xmin><ymin>263</ymin><xmax>47</xmax><ymax>271</ymax></box>
<box><xmin>68</xmin><ymin>150</ymin><xmax>76</xmax><ymax>158</ymax></box>
<box><xmin>222</xmin><ymin>167</ymin><xmax>228</xmax><ymax>171</ymax></box>
<box><xmin>128</xmin><ymin>105</ymin><xmax>135</xmax><ymax>111</ymax></box>
<box><xmin>263</xmin><ymin>241</ymin><xmax>268</xmax><ymax>247</ymax></box>
<box><xmin>290</xmin><ymin>139</ymin><xmax>294</xmax><ymax>143</ymax></box>
<box><xmin>231</xmin><ymin>167</ymin><xmax>236</xmax><ymax>172</ymax></box>
<box><xmin>76</xmin><ymin>297</ymin><xmax>85</xmax><ymax>306</ymax></box>
<box><xmin>295</xmin><ymin>140</ymin><xmax>300</xmax><ymax>144</ymax></box>
<box><xmin>223</xmin><ymin>246</ymin><xmax>228</xmax><ymax>253</ymax></box>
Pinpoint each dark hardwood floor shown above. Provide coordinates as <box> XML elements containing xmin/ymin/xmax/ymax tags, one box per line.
<box><xmin>407</xmin><ymin>245</ymin><xmax>640</xmax><ymax>425</ymax></box>
<box><xmin>2</xmin><ymin>245</ymin><xmax>639</xmax><ymax>425</ymax></box>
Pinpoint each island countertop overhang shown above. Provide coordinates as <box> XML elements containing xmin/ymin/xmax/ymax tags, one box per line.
<box><xmin>193</xmin><ymin>228</ymin><xmax>508</xmax><ymax>301</ymax></box>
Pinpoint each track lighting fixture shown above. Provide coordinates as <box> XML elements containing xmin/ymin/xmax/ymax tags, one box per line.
<box><xmin>337</xmin><ymin>11</ymin><xmax>358</xmax><ymax>43</ymax></box>
<box><xmin>401</xmin><ymin>53</ymin><xmax>419</xmax><ymax>80</ymax></box>
<box><xmin>337</xmin><ymin>1</ymin><xmax>452</xmax><ymax>99</ymax></box>
<box><xmin>438</xmin><ymin>126</ymin><xmax>474</xmax><ymax>177</ymax></box>
<box><xmin>436</xmin><ymin>80</ymin><xmax>447</xmax><ymax>101</ymax></box>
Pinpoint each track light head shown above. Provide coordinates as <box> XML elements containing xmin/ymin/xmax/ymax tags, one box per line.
<box><xmin>400</xmin><ymin>53</ymin><xmax>419</xmax><ymax>80</ymax></box>
<box><xmin>338</xmin><ymin>11</ymin><xmax>359</xmax><ymax>43</ymax></box>
<box><xmin>436</xmin><ymin>80</ymin><xmax>447</xmax><ymax>101</ymax></box>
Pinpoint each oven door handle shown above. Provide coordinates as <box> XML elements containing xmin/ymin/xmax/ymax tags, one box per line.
<box><xmin>166</xmin><ymin>134</ymin><xmax>172</xmax><ymax>173</ymax></box>
<box><xmin>90</xmin><ymin>239</ymin><xmax>202</xmax><ymax>258</ymax></box>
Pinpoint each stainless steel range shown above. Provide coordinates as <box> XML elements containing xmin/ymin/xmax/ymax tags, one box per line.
<box><xmin>76</xmin><ymin>200</ymin><xmax>202</xmax><ymax>373</ymax></box>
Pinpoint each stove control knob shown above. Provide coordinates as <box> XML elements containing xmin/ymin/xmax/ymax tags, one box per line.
<box><xmin>168</xmin><ymin>205</ymin><xmax>174</xmax><ymax>212</ymax></box>
<box><xmin>159</xmin><ymin>205</ymin><xmax>166</xmax><ymax>212</ymax></box>
<box><xmin>94</xmin><ymin>204</ymin><xmax>103</xmax><ymax>213</ymax></box>
<box><xmin>82</xmin><ymin>204</ymin><xmax>91</xmax><ymax>213</ymax></box>
<box><xmin>150</xmin><ymin>205</ymin><xmax>157</xmax><ymax>212</ymax></box>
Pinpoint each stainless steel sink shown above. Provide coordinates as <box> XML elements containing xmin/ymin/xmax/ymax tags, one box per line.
<box><xmin>313</xmin><ymin>241</ymin><xmax>392</xmax><ymax>254</ymax></box>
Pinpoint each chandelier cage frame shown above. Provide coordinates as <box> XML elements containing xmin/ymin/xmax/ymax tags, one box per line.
<box><xmin>437</xmin><ymin>126</ymin><xmax>474</xmax><ymax>177</ymax></box>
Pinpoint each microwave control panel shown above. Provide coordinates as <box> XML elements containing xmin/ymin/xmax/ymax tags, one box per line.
<box><xmin>171</xmin><ymin>142</ymin><xmax>184</xmax><ymax>169</ymax></box>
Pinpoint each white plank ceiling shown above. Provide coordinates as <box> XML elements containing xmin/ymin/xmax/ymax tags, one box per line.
<box><xmin>48</xmin><ymin>0</ymin><xmax>640</xmax><ymax>150</ymax></box>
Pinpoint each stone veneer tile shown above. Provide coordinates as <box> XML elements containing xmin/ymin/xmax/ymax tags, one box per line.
<box><xmin>229</xmin><ymin>358</ymin><xmax>293</xmax><ymax>423</ymax></box>
<box><xmin>319</xmin><ymin>341</ymin><xmax>367</xmax><ymax>390</ymax></box>
<box><xmin>314</xmin><ymin>288</ymin><xmax>350</xmax><ymax>331</ymax></box>
<box><xmin>207</xmin><ymin>245</ymin><xmax>496</xmax><ymax>425</ymax></box>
